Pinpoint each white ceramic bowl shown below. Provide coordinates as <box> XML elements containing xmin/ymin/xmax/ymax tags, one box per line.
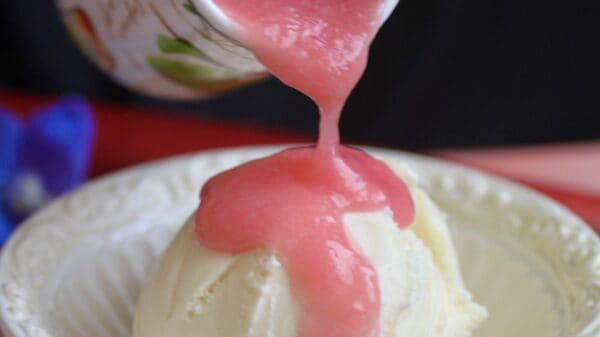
<box><xmin>1</xmin><ymin>146</ymin><xmax>599</xmax><ymax>337</ymax></box>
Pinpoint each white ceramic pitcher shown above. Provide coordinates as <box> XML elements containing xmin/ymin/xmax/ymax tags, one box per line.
<box><xmin>56</xmin><ymin>0</ymin><xmax>399</xmax><ymax>99</ymax></box>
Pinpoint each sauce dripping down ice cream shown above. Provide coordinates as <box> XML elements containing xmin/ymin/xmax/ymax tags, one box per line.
<box><xmin>195</xmin><ymin>1</ymin><xmax>413</xmax><ymax>337</ymax></box>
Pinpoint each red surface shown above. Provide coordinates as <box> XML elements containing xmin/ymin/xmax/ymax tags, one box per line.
<box><xmin>1</xmin><ymin>91</ymin><xmax>598</xmax><ymax>231</ymax></box>
<box><xmin>435</xmin><ymin>144</ymin><xmax>600</xmax><ymax>197</ymax></box>
<box><xmin>0</xmin><ymin>91</ymin><xmax>310</xmax><ymax>176</ymax></box>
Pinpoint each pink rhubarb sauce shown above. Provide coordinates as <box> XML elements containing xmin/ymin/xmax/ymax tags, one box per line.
<box><xmin>195</xmin><ymin>1</ymin><xmax>414</xmax><ymax>337</ymax></box>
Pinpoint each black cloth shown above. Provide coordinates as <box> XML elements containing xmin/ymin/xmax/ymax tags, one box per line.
<box><xmin>1</xmin><ymin>0</ymin><xmax>598</xmax><ymax>148</ymax></box>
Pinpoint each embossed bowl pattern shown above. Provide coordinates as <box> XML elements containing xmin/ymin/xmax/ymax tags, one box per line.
<box><xmin>1</xmin><ymin>146</ymin><xmax>598</xmax><ymax>337</ymax></box>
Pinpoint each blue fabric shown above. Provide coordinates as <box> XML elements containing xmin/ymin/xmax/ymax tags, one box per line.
<box><xmin>0</xmin><ymin>110</ymin><xmax>22</xmax><ymax>194</ymax></box>
<box><xmin>0</xmin><ymin>96</ymin><xmax>94</xmax><ymax>246</ymax></box>
<box><xmin>0</xmin><ymin>210</ymin><xmax>13</xmax><ymax>246</ymax></box>
<box><xmin>19</xmin><ymin>96</ymin><xmax>95</xmax><ymax>195</ymax></box>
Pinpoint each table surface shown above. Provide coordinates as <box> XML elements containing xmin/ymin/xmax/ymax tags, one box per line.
<box><xmin>1</xmin><ymin>91</ymin><xmax>598</xmax><ymax>232</ymax></box>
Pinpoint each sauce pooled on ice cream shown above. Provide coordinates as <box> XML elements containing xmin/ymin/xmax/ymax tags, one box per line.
<box><xmin>195</xmin><ymin>1</ymin><xmax>414</xmax><ymax>337</ymax></box>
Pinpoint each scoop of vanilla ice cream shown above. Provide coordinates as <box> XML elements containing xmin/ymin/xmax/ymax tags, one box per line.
<box><xmin>347</xmin><ymin>188</ymin><xmax>488</xmax><ymax>337</ymax></box>
<box><xmin>134</xmin><ymin>180</ymin><xmax>486</xmax><ymax>337</ymax></box>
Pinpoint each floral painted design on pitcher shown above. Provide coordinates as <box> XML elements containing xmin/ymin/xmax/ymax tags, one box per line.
<box><xmin>55</xmin><ymin>0</ymin><xmax>267</xmax><ymax>99</ymax></box>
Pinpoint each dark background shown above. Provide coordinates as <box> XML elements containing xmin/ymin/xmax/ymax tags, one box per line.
<box><xmin>1</xmin><ymin>0</ymin><xmax>598</xmax><ymax>149</ymax></box>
